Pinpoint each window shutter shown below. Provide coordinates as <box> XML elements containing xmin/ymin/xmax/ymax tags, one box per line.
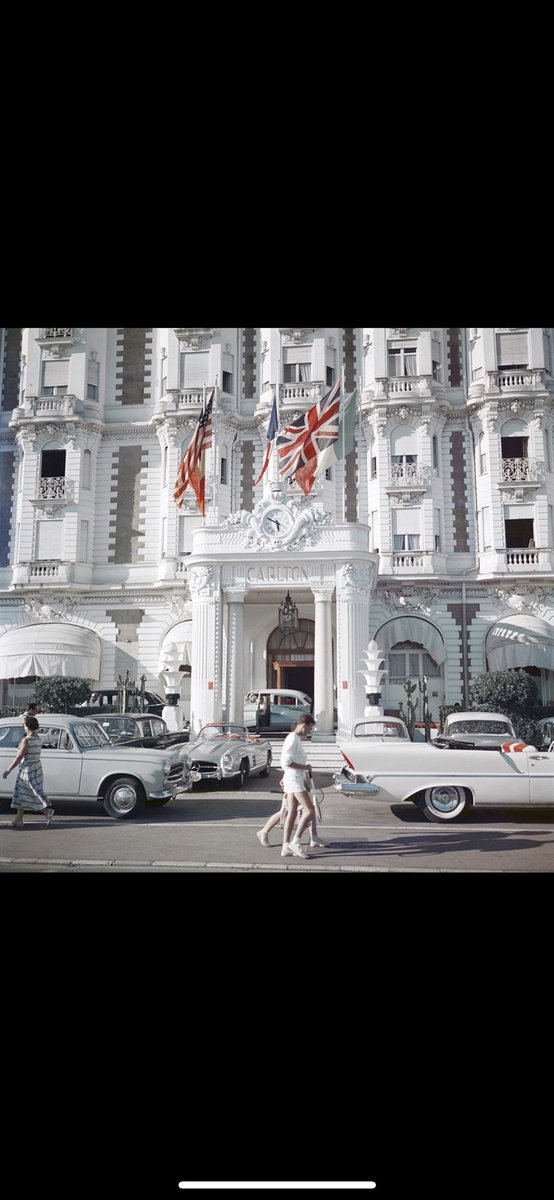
<box><xmin>496</xmin><ymin>332</ymin><xmax>528</xmax><ymax>366</ymax></box>
<box><xmin>42</xmin><ymin>359</ymin><xmax>69</xmax><ymax>387</ymax></box>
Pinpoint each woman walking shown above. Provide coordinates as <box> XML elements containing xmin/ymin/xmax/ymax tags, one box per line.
<box><xmin>2</xmin><ymin>715</ymin><xmax>54</xmax><ymax>828</ymax></box>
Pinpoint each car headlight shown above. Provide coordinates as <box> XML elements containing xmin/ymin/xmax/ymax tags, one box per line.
<box><xmin>221</xmin><ymin>752</ymin><xmax>234</xmax><ymax>768</ymax></box>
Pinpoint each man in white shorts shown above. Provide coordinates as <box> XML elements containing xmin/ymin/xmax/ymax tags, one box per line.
<box><xmin>280</xmin><ymin>714</ymin><xmax>316</xmax><ymax>859</ymax></box>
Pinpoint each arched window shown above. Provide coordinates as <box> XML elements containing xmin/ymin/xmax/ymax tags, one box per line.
<box><xmin>500</xmin><ymin>419</ymin><xmax>529</xmax><ymax>480</ymax></box>
<box><xmin>478</xmin><ymin>431</ymin><xmax>487</xmax><ymax>475</ymax></box>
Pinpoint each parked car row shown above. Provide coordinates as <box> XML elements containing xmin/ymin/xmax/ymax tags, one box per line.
<box><xmin>0</xmin><ymin>714</ymin><xmax>198</xmax><ymax>820</ymax></box>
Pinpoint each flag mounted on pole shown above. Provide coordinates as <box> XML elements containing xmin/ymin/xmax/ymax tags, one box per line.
<box><xmin>173</xmin><ymin>388</ymin><xmax>214</xmax><ymax>515</ymax></box>
<box><xmin>277</xmin><ymin>377</ymin><xmax>342</xmax><ymax>486</ymax></box>
<box><xmin>293</xmin><ymin>384</ymin><xmax>357</xmax><ymax>497</ymax></box>
<box><xmin>254</xmin><ymin>379</ymin><xmax>280</xmax><ymax>485</ymax></box>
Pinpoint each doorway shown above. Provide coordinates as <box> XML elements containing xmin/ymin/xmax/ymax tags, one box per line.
<box><xmin>267</xmin><ymin>620</ymin><xmax>315</xmax><ymax>697</ymax></box>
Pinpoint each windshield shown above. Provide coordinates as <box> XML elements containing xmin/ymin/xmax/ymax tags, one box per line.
<box><xmin>449</xmin><ymin>720</ymin><xmax>513</xmax><ymax>735</ymax></box>
<box><xmin>73</xmin><ymin>721</ymin><xmax>112</xmax><ymax>749</ymax></box>
<box><xmin>200</xmin><ymin>724</ymin><xmax>246</xmax><ymax>739</ymax></box>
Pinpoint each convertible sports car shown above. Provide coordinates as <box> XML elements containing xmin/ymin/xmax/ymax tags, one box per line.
<box><xmin>333</xmin><ymin>735</ymin><xmax>554</xmax><ymax>823</ymax></box>
<box><xmin>187</xmin><ymin>723</ymin><xmax>272</xmax><ymax>787</ymax></box>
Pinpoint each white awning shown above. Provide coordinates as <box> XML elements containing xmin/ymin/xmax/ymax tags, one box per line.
<box><xmin>486</xmin><ymin>614</ymin><xmax>554</xmax><ymax>671</ymax></box>
<box><xmin>374</xmin><ymin>616</ymin><xmax>447</xmax><ymax>665</ymax></box>
<box><xmin>0</xmin><ymin>622</ymin><xmax>101</xmax><ymax>680</ymax></box>
<box><xmin>159</xmin><ymin>620</ymin><xmax>192</xmax><ymax>670</ymax></box>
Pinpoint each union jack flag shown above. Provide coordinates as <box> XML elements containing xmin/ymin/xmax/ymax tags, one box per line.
<box><xmin>173</xmin><ymin>390</ymin><xmax>214</xmax><ymax>515</ymax></box>
<box><xmin>277</xmin><ymin>377</ymin><xmax>342</xmax><ymax>481</ymax></box>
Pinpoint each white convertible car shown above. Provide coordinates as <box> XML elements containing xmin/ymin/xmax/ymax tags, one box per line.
<box><xmin>333</xmin><ymin>732</ymin><xmax>554</xmax><ymax>823</ymax></box>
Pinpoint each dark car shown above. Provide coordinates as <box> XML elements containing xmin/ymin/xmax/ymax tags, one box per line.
<box><xmin>93</xmin><ymin>712</ymin><xmax>190</xmax><ymax>749</ymax></box>
<box><xmin>86</xmin><ymin>689</ymin><xmax>166</xmax><ymax>717</ymax></box>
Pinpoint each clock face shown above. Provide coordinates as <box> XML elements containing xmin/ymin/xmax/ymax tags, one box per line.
<box><xmin>261</xmin><ymin>506</ymin><xmax>293</xmax><ymax>538</ymax></box>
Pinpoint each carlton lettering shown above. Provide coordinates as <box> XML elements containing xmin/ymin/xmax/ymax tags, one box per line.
<box><xmin>246</xmin><ymin>565</ymin><xmax>310</xmax><ymax>582</ymax></box>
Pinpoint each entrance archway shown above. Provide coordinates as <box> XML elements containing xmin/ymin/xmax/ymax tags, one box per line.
<box><xmin>267</xmin><ymin>620</ymin><xmax>316</xmax><ymax>697</ymax></box>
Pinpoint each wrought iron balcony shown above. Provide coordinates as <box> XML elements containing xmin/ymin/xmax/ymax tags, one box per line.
<box><xmin>499</xmin><ymin>457</ymin><xmax>544</xmax><ymax>489</ymax></box>
<box><xmin>36</xmin><ymin>329</ymin><xmax>77</xmax><ymax>354</ymax></box>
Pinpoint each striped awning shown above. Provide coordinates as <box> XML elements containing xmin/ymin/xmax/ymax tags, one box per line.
<box><xmin>486</xmin><ymin>614</ymin><xmax>554</xmax><ymax>671</ymax></box>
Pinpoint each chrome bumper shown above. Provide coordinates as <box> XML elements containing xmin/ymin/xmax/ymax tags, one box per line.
<box><xmin>333</xmin><ymin>769</ymin><xmax>381</xmax><ymax>796</ymax></box>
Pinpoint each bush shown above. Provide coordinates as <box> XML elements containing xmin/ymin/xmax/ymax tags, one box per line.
<box><xmin>469</xmin><ymin>670</ymin><xmax>539</xmax><ymax>711</ymax></box>
<box><xmin>35</xmin><ymin>676</ymin><xmax>91</xmax><ymax>712</ymax></box>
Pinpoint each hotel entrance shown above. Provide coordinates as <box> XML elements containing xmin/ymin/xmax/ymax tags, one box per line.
<box><xmin>267</xmin><ymin>620</ymin><xmax>315</xmax><ymax>698</ymax></box>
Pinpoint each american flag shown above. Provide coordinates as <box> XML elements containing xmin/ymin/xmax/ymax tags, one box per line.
<box><xmin>277</xmin><ymin>377</ymin><xmax>341</xmax><ymax>481</ymax></box>
<box><xmin>173</xmin><ymin>389</ymin><xmax>214</xmax><ymax>515</ymax></box>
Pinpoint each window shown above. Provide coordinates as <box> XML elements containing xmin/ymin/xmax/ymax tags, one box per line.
<box><xmin>326</xmin><ymin>366</ymin><xmax>335</xmax><ymax>387</ymax></box>
<box><xmin>371</xmin><ymin>454</ymin><xmax>377</xmax><ymax>479</ymax></box>
<box><xmin>393</xmin><ymin>533</ymin><xmax>420</xmax><ymax>551</ymax></box>
<box><xmin>41</xmin><ymin>447</ymin><xmax>66</xmax><ymax>478</ymax></box>
<box><xmin>163</xmin><ymin>445</ymin><xmax>168</xmax><ymax>487</ymax></box>
<box><xmin>283</xmin><ymin>362</ymin><xmax>312</xmax><ymax>383</ymax></box>
<box><xmin>220</xmin><ymin>452</ymin><xmax>228</xmax><ymax>485</ymax></box>
<box><xmin>388</xmin><ymin>347</ymin><xmax>417</xmax><ymax>376</ymax></box>
<box><xmin>432</xmin><ymin>435</ymin><xmax>439</xmax><ymax>472</ymax></box>
<box><xmin>545</xmin><ymin>430</ymin><xmax>552</xmax><ymax>473</ymax></box>
<box><xmin>388</xmin><ymin>644</ymin><xmax>440</xmax><ymax>681</ymax></box>
<box><xmin>479</xmin><ymin>432</ymin><xmax>487</xmax><ymax>475</ymax></box>
<box><xmin>325</xmin><ymin>466</ymin><xmax>332</xmax><ymax>481</ymax></box>
<box><xmin>496</xmin><ymin>331</ymin><xmax>528</xmax><ymax>369</ymax></box>
<box><xmin>41</xmin><ymin>359</ymin><xmax>69</xmax><ymax>396</ymax></box>
<box><xmin>82</xmin><ymin>449</ymin><xmax>92</xmax><ymax>489</ymax></box>
<box><xmin>161</xmin><ymin>516</ymin><xmax>167</xmax><ymax>558</ymax></box>
<box><xmin>87</xmin><ymin>358</ymin><xmax>99</xmax><ymax>400</ymax></box>
<box><xmin>434</xmin><ymin>508</ymin><xmax>441</xmax><ymax>553</ymax></box>
<box><xmin>222</xmin><ymin>370</ymin><xmax>233</xmax><ymax>393</ymax></box>
<box><xmin>432</xmin><ymin>359</ymin><xmax>442</xmax><ymax>382</ymax></box>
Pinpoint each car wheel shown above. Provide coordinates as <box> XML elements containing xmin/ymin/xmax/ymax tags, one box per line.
<box><xmin>103</xmin><ymin>776</ymin><xmax>146</xmax><ymax>819</ymax></box>
<box><xmin>259</xmin><ymin>750</ymin><xmax>272</xmax><ymax>778</ymax></box>
<box><xmin>423</xmin><ymin>785</ymin><xmax>466</xmax><ymax>823</ymax></box>
<box><xmin>235</xmin><ymin>759</ymin><xmax>249</xmax><ymax>788</ymax></box>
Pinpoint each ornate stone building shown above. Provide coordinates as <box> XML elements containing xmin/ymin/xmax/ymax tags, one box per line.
<box><xmin>1</xmin><ymin>326</ymin><xmax>553</xmax><ymax>734</ymax></box>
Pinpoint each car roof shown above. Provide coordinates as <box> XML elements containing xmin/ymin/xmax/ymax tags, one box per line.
<box><xmin>248</xmin><ymin>689</ymin><xmax>312</xmax><ymax>702</ymax></box>
<box><xmin>0</xmin><ymin>714</ymin><xmax>89</xmax><ymax>726</ymax></box>
<box><xmin>446</xmin><ymin>712</ymin><xmax>512</xmax><ymax>722</ymax></box>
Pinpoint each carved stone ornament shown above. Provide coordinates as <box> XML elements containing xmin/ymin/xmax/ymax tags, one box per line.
<box><xmin>174</xmin><ymin>328</ymin><xmax>216</xmax><ymax>349</ymax></box>
<box><xmin>338</xmin><ymin>563</ymin><xmax>374</xmax><ymax>594</ymax></box>
<box><xmin>189</xmin><ymin>566</ymin><xmax>215</xmax><ymax>597</ymax></box>
<box><xmin>279</xmin><ymin>329</ymin><xmax>316</xmax><ymax>343</ymax></box>
<box><xmin>23</xmin><ymin>593</ymin><xmax>76</xmax><ymax>621</ymax></box>
<box><xmin>168</xmin><ymin>591</ymin><xmax>191</xmax><ymax>616</ymax></box>
<box><xmin>381</xmin><ymin>586</ymin><xmax>438</xmax><ymax>616</ymax></box>
<box><xmin>224</xmin><ymin>497</ymin><xmax>332</xmax><ymax>553</ymax></box>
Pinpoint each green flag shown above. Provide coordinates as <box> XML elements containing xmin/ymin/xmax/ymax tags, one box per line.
<box><xmin>335</xmin><ymin>388</ymin><xmax>357</xmax><ymax>459</ymax></box>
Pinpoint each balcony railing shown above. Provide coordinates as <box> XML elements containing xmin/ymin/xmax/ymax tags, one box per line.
<box><xmin>501</xmin><ymin>457</ymin><xmax>544</xmax><ymax>483</ymax></box>
<box><xmin>389</xmin><ymin>463</ymin><xmax>428</xmax><ymax>486</ymax></box>
<box><xmin>38</xmin><ymin>477</ymin><xmax>74</xmax><ymax>500</ymax></box>
<box><xmin>486</xmin><ymin>369</ymin><xmax>544</xmax><ymax>391</ymax></box>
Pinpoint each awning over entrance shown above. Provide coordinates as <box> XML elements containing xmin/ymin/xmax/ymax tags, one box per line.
<box><xmin>486</xmin><ymin>614</ymin><xmax>554</xmax><ymax>671</ymax></box>
<box><xmin>0</xmin><ymin>622</ymin><xmax>101</xmax><ymax>679</ymax></box>
<box><xmin>374</xmin><ymin>616</ymin><xmax>447</xmax><ymax>665</ymax></box>
<box><xmin>159</xmin><ymin>620</ymin><xmax>192</xmax><ymax>669</ymax></box>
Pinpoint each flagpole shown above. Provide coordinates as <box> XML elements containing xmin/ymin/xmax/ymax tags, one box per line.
<box><xmin>212</xmin><ymin>377</ymin><xmax>218</xmax><ymax>525</ymax></box>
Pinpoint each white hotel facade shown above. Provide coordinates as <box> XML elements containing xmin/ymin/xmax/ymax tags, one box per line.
<box><xmin>1</xmin><ymin>326</ymin><xmax>554</xmax><ymax>735</ymax></box>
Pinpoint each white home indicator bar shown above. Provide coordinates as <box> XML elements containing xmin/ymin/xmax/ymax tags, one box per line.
<box><xmin>178</xmin><ymin>1185</ymin><xmax>376</xmax><ymax>1191</ymax></box>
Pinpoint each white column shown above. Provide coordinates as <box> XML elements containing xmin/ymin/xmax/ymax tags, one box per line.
<box><xmin>225</xmin><ymin>588</ymin><xmax>245</xmax><ymax>725</ymax></box>
<box><xmin>312</xmin><ymin>586</ymin><xmax>334</xmax><ymax>737</ymax></box>
<box><xmin>189</xmin><ymin>564</ymin><xmax>222</xmax><ymax>734</ymax></box>
<box><xmin>336</xmin><ymin>563</ymin><xmax>373</xmax><ymax>736</ymax></box>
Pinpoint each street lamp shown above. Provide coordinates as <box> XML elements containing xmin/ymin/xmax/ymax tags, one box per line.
<box><xmin>278</xmin><ymin>591</ymin><xmax>298</xmax><ymax>634</ymax></box>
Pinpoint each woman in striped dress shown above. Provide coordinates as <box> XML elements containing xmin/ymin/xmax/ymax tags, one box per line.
<box><xmin>2</xmin><ymin>716</ymin><xmax>54</xmax><ymax>828</ymax></box>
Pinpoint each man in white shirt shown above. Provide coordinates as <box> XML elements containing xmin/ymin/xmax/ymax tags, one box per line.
<box><xmin>279</xmin><ymin>714</ymin><xmax>316</xmax><ymax>859</ymax></box>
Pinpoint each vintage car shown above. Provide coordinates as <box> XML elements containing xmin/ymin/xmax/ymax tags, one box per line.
<box><xmin>333</xmin><ymin>733</ymin><xmax>553</xmax><ymax>823</ymax></box>
<box><xmin>187</xmin><ymin>722</ymin><xmax>272</xmax><ymax>786</ymax></box>
<box><xmin>440</xmin><ymin>710</ymin><xmax>517</xmax><ymax>748</ymax></box>
<box><xmin>92</xmin><ymin>712</ymin><xmax>190</xmax><ymax>748</ymax></box>
<box><xmin>244</xmin><ymin>689</ymin><xmax>313</xmax><ymax>731</ymax></box>
<box><xmin>0</xmin><ymin>713</ymin><xmax>195</xmax><ymax>819</ymax></box>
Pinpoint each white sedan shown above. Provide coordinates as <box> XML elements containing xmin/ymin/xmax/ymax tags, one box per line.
<box><xmin>333</xmin><ymin>734</ymin><xmax>554</xmax><ymax>823</ymax></box>
<box><xmin>0</xmin><ymin>713</ymin><xmax>194</xmax><ymax>819</ymax></box>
